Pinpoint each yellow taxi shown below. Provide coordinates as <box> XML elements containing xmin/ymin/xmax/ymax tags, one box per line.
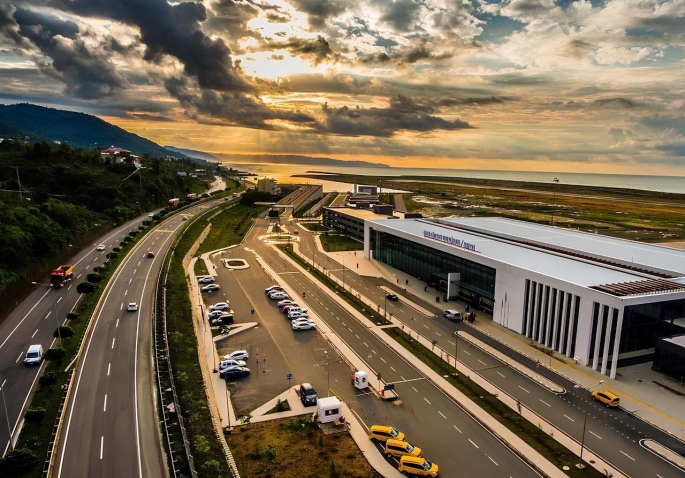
<box><xmin>384</xmin><ymin>438</ymin><xmax>422</xmax><ymax>459</ymax></box>
<box><xmin>368</xmin><ymin>425</ymin><xmax>405</xmax><ymax>442</ymax></box>
<box><xmin>398</xmin><ymin>456</ymin><xmax>439</xmax><ymax>476</ymax></box>
<box><xmin>591</xmin><ymin>390</ymin><xmax>620</xmax><ymax>407</ymax></box>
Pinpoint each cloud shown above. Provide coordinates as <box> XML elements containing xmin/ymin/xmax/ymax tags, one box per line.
<box><xmin>287</xmin><ymin>0</ymin><xmax>355</xmax><ymax>29</ymax></box>
<box><xmin>359</xmin><ymin>38</ymin><xmax>455</xmax><ymax>65</ymax></box>
<box><xmin>266</xmin><ymin>35</ymin><xmax>342</xmax><ymax>65</ymax></box>
<box><xmin>375</xmin><ymin>0</ymin><xmax>422</xmax><ymax>32</ymax></box>
<box><xmin>206</xmin><ymin>0</ymin><xmax>263</xmax><ymax>53</ymax></box>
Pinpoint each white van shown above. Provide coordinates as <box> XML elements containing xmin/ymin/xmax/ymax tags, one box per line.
<box><xmin>24</xmin><ymin>344</ymin><xmax>43</xmax><ymax>366</ymax></box>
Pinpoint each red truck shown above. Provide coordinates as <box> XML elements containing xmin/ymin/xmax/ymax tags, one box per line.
<box><xmin>50</xmin><ymin>264</ymin><xmax>75</xmax><ymax>288</ymax></box>
<box><xmin>168</xmin><ymin>198</ymin><xmax>180</xmax><ymax>207</ymax></box>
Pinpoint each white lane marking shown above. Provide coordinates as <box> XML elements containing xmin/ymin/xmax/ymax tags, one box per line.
<box><xmin>453</xmin><ymin>425</ymin><xmax>462</xmax><ymax>433</ymax></box>
<box><xmin>564</xmin><ymin>415</ymin><xmax>575</xmax><ymax>422</ymax></box>
<box><xmin>469</xmin><ymin>439</ymin><xmax>479</xmax><ymax>449</ymax></box>
<box><xmin>129</xmin><ymin>279</ymin><xmax>132</xmax><ymax>284</ymax></box>
<box><xmin>111</xmin><ymin>338</ymin><xmax>116</xmax><ymax>349</ymax></box>
<box><xmin>120</xmin><ymin>303</ymin><xmax>123</xmax><ymax>310</ymax></box>
<box><xmin>438</xmin><ymin>411</ymin><xmax>447</xmax><ymax>419</ymax></box>
<box><xmin>137</xmin><ymin>261</ymin><xmax>141</xmax><ymax>266</ymax></box>
<box><xmin>371</xmin><ymin>349</ymin><xmax>377</xmax><ymax>354</ymax></box>
<box><xmin>478</xmin><ymin>359</ymin><xmax>487</xmax><ymax>365</ymax></box>
<box><xmin>496</xmin><ymin>371</ymin><xmax>506</xmax><ymax>378</ymax></box>
<box><xmin>77</xmin><ymin>274</ymin><xmax>82</xmax><ymax>279</ymax></box>
<box><xmin>15</xmin><ymin>352</ymin><xmax>22</xmax><ymax>363</ymax></box>
<box><xmin>518</xmin><ymin>386</ymin><xmax>530</xmax><ymax>393</ymax></box>
<box><xmin>435</xmin><ymin>332</ymin><xmax>441</xmax><ymax>336</ymax></box>
<box><xmin>412</xmin><ymin>386</ymin><xmax>418</xmax><ymax>392</ymax></box>
<box><xmin>589</xmin><ymin>431</ymin><xmax>602</xmax><ymax>439</ymax></box>
<box><xmin>620</xmin><ymin>451</ymin><xmax>635</xmax><ymax>461</ymax></box>
<box><xmin>391</xmin><ymin>367</ymin><xmax>396</xmax><ymax>372</ymax></box>
<box><xmin>67</xmin><ymin>285</ymin><xmax>72</xmax><ymax>290</ymax></box>
<box><xmin>380</xmin><ymin>357</ymin><xmax>386</xmax><ymax>363</ymax></box>
<box><xmin>356</xmin><ymin>335</ymin><xmax>360</xmax><ymax>339</ymax></box>
<box><xmin>363</xmin><ymin>342</ymin><xmax>368</xmax><ymax>347</ymax></box>
<box><xmin>31</xmin><ymin>329</ymin><xmax>38</xmax><ymax>338</ymax></box>
<box><xmin>86</xmin><ymin>265</ymin><xmax>89</xmax><ymax>270</ymax></box>
<box><xmin>463</xmin><ymin>350</ymin><xmax>471</xmax><ymax>355</ymax></box>
<box><xmin>107</xmin><ymin>363</ymin><xmax>111</xmax><ymax>376</ymax></box>
<box><xmin>449</xmin><ymin>341</ymin><xmax>455</xmax><ymax>346</ymax></box>
<box><xmin>424</xmin><ymin>398</ymin><xmax>431</xmax><ymax>405</ymax></box>
<box><xmin>540</xmin><ymin>399</ymin><xmax>551</xmax><ymax>407</ymax></box>
<box><xmin>134</xmin><ymin>269</ymin><xmax>136</xmax><ymax>275</ymax></box>
<box><xmin>0</xmin><ymin>288</ymin><xmax>51</xmax><ymax>351</ymax></box>
<box><xmin>116</xmin><ymin>319</ymin><xmax>119</xmax><ymax>328</ymax></box>
<box><xmin>488</xmin><ymin>456</ymin><xmax>499</xmax><ymax>466</ymax></box>
<box><xmin>100</xmin><ymin>436</ymin><xmax>104</xmax><ymax>460</ymax></box>
<box><xmin>57</xmin><ymin>297</ymin><xmax>63</xmax><ymax>303</ymax></box>
<box><xmin>45</xmin><ymin>311</ymin><xmax>51</xmax><ymax>319</ymax></box>
<box><xmin>104</xmin><ymin>394</ymin><xmax>107</xmax><ymax>412</ymax></box>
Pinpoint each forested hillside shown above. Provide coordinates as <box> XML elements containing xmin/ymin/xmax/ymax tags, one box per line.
<box><xmin>0</xmin><ymin>140</ymin><xmax>210</xmax><ymax>294</ymax></box>
<box><xmin>0</xmin><ymin>104</ymin><xmax>178</xmax><ymax>158</ymax></box>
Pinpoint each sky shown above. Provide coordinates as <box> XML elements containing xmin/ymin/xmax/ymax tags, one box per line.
<box><xmin>0</xmin><ymin>0</ymin><xmax>684</xmax><ymax>175</ymax></box>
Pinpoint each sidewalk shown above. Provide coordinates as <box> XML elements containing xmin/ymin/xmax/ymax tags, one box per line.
<box><xmin>313</xmin><ymin>237</ymin><xmax>685</xmax><ymax>445</ymax></box>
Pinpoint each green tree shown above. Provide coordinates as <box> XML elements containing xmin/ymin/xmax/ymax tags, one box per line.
<box><xmin>76</xmin><ymin>281</ymin><xmax>96</xmax><ymax>294</ymax></box>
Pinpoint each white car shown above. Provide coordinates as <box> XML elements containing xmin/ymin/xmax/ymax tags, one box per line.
<box><xmin>219</xmin><ymin>358</ymin><xmax>247</xmax><ymax>369</ymax></box>
<box><xmin>198</xmin><ymin>276</ymin><xmax>215</xmax><ymax>283</ymax></box>
<box><xmin>224</xmin><ymin>350</ymin><xmax>249</xmax><ymax>361</ymax></box>
<box><xmin>269</xmin><ymin>292</ymin><xmax>289</xmax><ymax>300</ymax></box>
<box><xmin>288</xmin><ymin>311</ymin><xmax>309</xmax><ymax>320</ymax></box>
<box><xmin>96</xmin><ymin>244</ymin><xmax>106</xmax><ymax>251</ymax></box>
<box><xmin>265</xmin><ymin>285</ymin><xmax>283</xmax><ymax>295</ymax></box>
<box><xmin>444</xmin><ymin>309</ymin><xmax>462</xmax><ymax>321</ymax></box>
<box><xmin>148</xmin><ymin>213</ymin><xmax>155</xmax><ymax>217</ymax></box>
<box><xmin>291</xmin><ymin>318</ymin><xmax>316</xmax><ymax>330</ymax></box>
<box><xmin>278</xmin><ymin>299</ymin><xmax>298</xmax><ymax>308</ymax></box>
<box><xmin>127</xmin><ymin>303</ymin><xmax>138</xmax><ymax>311</ymax></box>
<box><xmin>201</xmin><ymin>284</ymin><xmax>221</xmax><ymax>292</ymax></box>
<box><xmin>209</xmin><ymin>302</ymin><xmax>230</xmax><ymax>311</ymax></box>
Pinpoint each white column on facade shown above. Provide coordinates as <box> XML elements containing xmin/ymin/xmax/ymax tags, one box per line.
<box><xmin>544</xmin><ymin>288</ymin><xmax>555</xmax><ymax>347</ymax></box>
<box><xmin>551</xmin><ymin>289</ymin><xmax>562</xmax><ymax>351</ymax></box>
<box><xmin>559</xmin><ymin>293</ymin><xmax>569</xmax><ymax>355</ymax></box>
<box><xmin>565</xmin><ymin>295</ymin><xmax>575</xmax><ymax>357</ymax></box>
<box><xmin>526</xmin><ymin>282</ymin><xmax>535</xmax><ymax>337</ymax></box>
<box><xmin>600</xmin><ymin>307</ymin><xmax>615</xmax><ymax>375</ymax></box>
<box><xmin>609</xmin><ymin>311</ymin><xmax>624</xmax><ymax>379</ymax></box>
<box><xmin>592</xmin><ymin>304</ymin><xmax>606</xmax><ymax>371</ymax></box>
<box><xmin>532</xmin><ymin>283</ymin><xmax>543</xmax><ymax>342</ymax></box>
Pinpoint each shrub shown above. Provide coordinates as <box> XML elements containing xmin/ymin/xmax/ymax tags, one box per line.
<box><xmin>87</xmin><ymin>272</ymin><xmax>102</xmax><ymax>283</ymax></box>
<box><xmin>0</xmin><ymin>448</ymin><xmax>39</xmax><ymax>475</ymax></box>
<box><xmin>93</xmin><ymin>266</ymin><xmax>106</xmax><ymax>274</ymax></box>
<box><xmin>112</xmin><ymin>247</ymin><xmax>121</xmax><ymax>252</ymax></box>
<box><xmin>76</xmin><ymin>281</ymin><xmax>96</xmax><ymax>294</ymax></box>
<box><xmin>44</xmin><ymin>347</ymin><xmax>66</xmax><ymax>361</ymax></box>
<box><xmin>138</xmin><ymin>225</ymin><xmax>146</xmax><ymax>231</ymax></box>
<box><xmin>24</xmin><ymin>408</ymin><xmax>46</xmax><ymax>423</ymax></box>
<box><xmin>120</xmin><ymin>241</ymin><xmax>127</xmax><ymax>247</ymax></box>
<box><xmin>129</xmin><ymin>230</ymin><xmax>138</xmax><ymax>237</ymax></box>
<box><xmin>124</xmin><ymin>236</ymin><xmax>133</xmax><ymax>243</ymax></box>
<box><xmin>38</xmin><ymin>371</ymin><xmax>57</xmax><ymax>387</ymax></box>
<box><xmin>66</xmin><ymin>312</ymin><xmax>78</xmax><ymax>321</ymax></box>
<box><xmin>106</xmin><ymin>252</ymin><xmax>118</xmax><ymax>260</ymax></box>
<box><xmin>54</xmin><ymin>325</ymin><xmax>74</xmax><ymax>339</ymax></box>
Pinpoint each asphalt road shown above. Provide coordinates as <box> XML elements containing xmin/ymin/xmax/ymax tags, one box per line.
<box><xmin>250</xmin><ymin>215</ymin><xmax>541</xmax><ymax>478</ymax></box>
<box><xmin>0</xmin><ymin>214</ymin><xmax>161</xmax><ymax>456</ymax></box>
<box><xmin>294</xmin><ymin>226</ymin><xmax>685</xmax><ymax>478</ymax></box>
<box><xmin>54</xmin><ymin>199</ymin><xmax>223</xmax><ymax>478</ymax></box>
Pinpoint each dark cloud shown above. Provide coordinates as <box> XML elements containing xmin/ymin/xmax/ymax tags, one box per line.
<box><xmin>0</xmin><ymin>4</ymin><xmax>27</xmax><ymax>47</ymax></box>
<box><xmin>436</xmin><ymin>96</ymin><xmax>508</xmax><ymax>107</ymax></box>
<box><xmin>206</xmin><ymin>0</ymin><xmax>262</xmax><ymax>53</ymax></box>
<box><xmin>360</xmin><ymin>39</ymin><xmax>453</xmax><ymax>65</ymax></box>
<box><xmin>266</xmin><ymin>12</ymin><xmax>290</xmax><ymax>23</ymax></box>
<box><xmin>561</xmin><ymin>39</ymin><xmax>594</xmax><ymax>59</ymax></box>
<box><xmin>315</xmin><ymin>95</ymin><xmax>473</xmax><ymax>137</ymax></box>
<box><xmin>9</xmin><ymin>7</ymin><xmax>126</xmax><ymax>99</ymax></box>
<box><xmin>287</xmin><ymin>0</ymin><xmax>353</xmax><ymax>29</ymax></box>
<box><xmin>52</xmin><ymin>0</ymin><xmax>250</xmax><ymax>92</ymax></box>
<box><xmin>375</xmin><ymin>0</ymin><xmax>421</xmax><ymax>32</ymax></box>
<box><xmin>266</xmin><ymin>36</ymin><xmax>342</xmax><ymax>65</ymax></box>
<box><xmin>593</xmin><ymin>98</ymin><xmax>641</xmax><ymax>108</ymax></box>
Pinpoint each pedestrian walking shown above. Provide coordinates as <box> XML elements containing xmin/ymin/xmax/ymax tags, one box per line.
<box><xmin>405</xmin><ymin>279</ymin><xmax>409</xmax><ymax>285</ymax></box>
<box><xmin>356</xmin><ymin>263</ymin><xmax>359</xmax><ymax>269</ymax></box>
<box><xmin>424</xmin><ymin>286</ymin><xmax>428</xmax><ymax>292</ymax></box>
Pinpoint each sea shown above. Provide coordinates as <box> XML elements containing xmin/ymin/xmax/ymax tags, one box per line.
<box><xmin>221</xmin><ymin>162</ymin><xmax>685</xmax><ymax>195</ymax></box>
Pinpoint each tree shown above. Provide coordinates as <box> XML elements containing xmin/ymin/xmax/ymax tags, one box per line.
<box><xmin>44</xmin><ymin>347</ymin><xmax>66</xmax><ymax>361</ymax></box>
<box><xmin>87</xmin><ymin>272</ymin><xmax>102</xmax><ymax>283</ymax></box>
<box><xmin>0</xmin><ymin>448</ymin><xmax>39</xmax><ymax>475</ymax></box>
<box><xmin>54</xmin><ymin>325</ymin><xmax>74</xmax><ymax>339</ymax></box>
<box><xmin>38</xmin><ymin>371</ymin><xmax>57</xmax><ymax>387</ymax></box>
<box><xmin>76</xmin><ymin>281</ymin><xmax>96</xmax><ymax>294</ymax></box>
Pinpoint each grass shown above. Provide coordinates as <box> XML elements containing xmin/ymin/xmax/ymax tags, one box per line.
<box><xmin>301</xmin><ymin>222</ymin><xmax>330</xmax><ymax>232</ymax></box>
<box><xmin>279</xmin><ymin>245</ymin><xmax>390</xmax><ymax>326</ymax></box>
<box><xmin>384</xmin><ymin>328</ymin><xmax>603</xmax><ymax>478</ymax></box>
<box><xmin>195</xmin><ymin>258</ymin><xmax>209</xmax><ymax>277</ymax></box>
<box><xmin>319</xmin><ymin>234</ymin><xmax>363</xmax><ymax>252</ymax></box>
<box><xmin>265</xmin><ymin>399</ymin><xmax>291</xmax><ymax>414</ymax></box>
<box><xmin>197</xmin><ymin>203</ymin><xmax>267</xmax><ymax>254</ymax></box>
<box><xmin>225</xmin><ymin>416</ymin><xmax>382</xmax><ymax>478</ymax></box>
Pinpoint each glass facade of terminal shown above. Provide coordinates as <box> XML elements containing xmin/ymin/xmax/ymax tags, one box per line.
<box><xmin>619</xmin><ymin>299</ymin><xmax>685</xmax><ymax>354</ymax></box>
<box><xmin>371</xmin><ymin>230</ymin><xmax>496</xmax><ymax>299</ymax></box>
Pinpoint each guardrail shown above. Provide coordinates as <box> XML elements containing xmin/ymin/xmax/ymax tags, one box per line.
<box><xmin>153</xmin><ymin>254</ymin><xmax>197</xmax><ymax>478</ymax></box>
<box><xmin>41</xmin><ymin>370</ymin><xmax>73</xmax><ymax>477</ymax></box>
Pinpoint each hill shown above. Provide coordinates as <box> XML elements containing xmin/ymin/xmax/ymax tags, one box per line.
<box><xmin>164</xmin><ymin>146</ymin><xmax>221</xmax><ymax>162</ymax></box>
<box><xmin>0</xmin><ymin>103</ymin><xmax>179</xmax><ymax>158</ymax></box>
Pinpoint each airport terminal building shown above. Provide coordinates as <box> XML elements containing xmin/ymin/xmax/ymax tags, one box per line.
<box><xmin>364</xmin><ymin>217</ymin><xmax>685</xmax><ymax>379</ymax></box>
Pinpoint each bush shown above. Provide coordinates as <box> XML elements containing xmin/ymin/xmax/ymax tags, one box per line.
<box><xmin>38</xmin><ymin>371</ymin><xmax>57</xmax><ymax>388</ymax></box>
<box><xmin>106</xmin><ymin>252</ymin><xmax>118</xmax><ymax>260</ymax></box>
<box><xmin>138</xmin><ymin>225</ymin><xmax>146</xmax><ymax>231</ymax></box>
<box><xmin>66</xmin><ymin>312</ymin><xmax>79</xmax><ymax>321</ymax></box>
<box><xmin>129</xmin><ymin>230</ymin><xmax>139</xmax><ymax>237</ymax></box>
<box><xmin>0</xmin><ymin>448</ymin><xmax>39</xmax><ymax>475</ymax></box>
<box><xmin>124</xmin><ymin>236</ymin><xmax>133</xmax><ymax>243</ymax></box>
<box><xmin>54</xmin><ymin>325</ymin><xmax>74</xmax><ymax>339</ymax></box>
<box><xmin>24</xmin><ymin>408</ymin><xmax>46</xmax><ymax>423</ymax></box>
<box><xmin>112</xmin><ymin>247</ymin><xmax>121</xmax><ymax>252</ymax></box>
<box><xmin>93</xmin><ymin>266</ymin><xmax>106</xmax><ymax>274</ymax></box>
<box><xmin>44</xmin><ymin>347</ymin><xmax>66</xmax><ymax>361</ymax></box>
<box><xmin>120</xmin><ymin>241</ymin><xmax>127</xmax><ymax>247</ymax></box>
<box><xmin>76</xmin><ymin>281</ymin><xmax>96</xmax><ymax>294</ymax></box>
<box><xmin>87</xmin><ymin>272</ymin><xmax>102</xmax><ymax>283</ymax></box>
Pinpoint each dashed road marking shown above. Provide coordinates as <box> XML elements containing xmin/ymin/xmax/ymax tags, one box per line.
<box><xmin>518</xmin><ymin>386</ymin><xmax>530</xmax><ymax>394</ymax></box>
<box><xmin>488</xmin><ymin>456</ymin><xmax>499</xmax><ymax>466</ymax></box>
<box><xmin>496</xmin><ymin>371</ymin><xmax>506</xmax><ymax>378</ymax></box>
<box><xmin>564</xmin><ymin>415</ymin><xmax>574</xmax><ymax>422</ymax></box>
<box><xmin>469</xmin><ymin>439</ymin><xmax>479</xmax><ymax>449</ymax></box>
<box><xmin>589</xmin><ymin>431</ymin><xmax>601</xmax><ymax>439</ymax></box>
<box><xmin>620</xmin><ymin>451</ymin><xmax>634</xmax><ymax>461</ymax></box>
<box><xmin>100</xmin><ymin>436</ymin><xmax>104</xmax><ymax>460</ymax></box>
<box><xmin>424</xmin><ymin>398</ymin><xmax>431</xmax><ymax>405</ymax></box>
<box><xmin>111</xmin><ymin>338</ymin><xmax>116</xmax><ymax>349</ymax></box>
<box><xmin>540</xmin><ymin>399</ymin><xmax>551</xmax><ymax>407</ymax></box>
<box><xmin>107</xmin><ymin>363</ymin><xmax>111</xmax><ymax>376</ymax></box>
<box><xmin>438</xmin><ymin>411</ymin><xmax>447</xmax><ymax>419</ymax></box>
<box><xmin>32</xmin><ymin>329</ymin><xmax>38</xmax><ymax>338</ymax></box>
<box><xmin>453</xmin><ymin>425</ymin><xmax>462</xmax><ymax>433</ymax></box>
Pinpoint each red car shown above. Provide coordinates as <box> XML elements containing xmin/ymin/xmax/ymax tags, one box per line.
<box><xmin>147</xmin><ymin>251</ymin><xmax>155</xmax><ymax>258</ymax></box>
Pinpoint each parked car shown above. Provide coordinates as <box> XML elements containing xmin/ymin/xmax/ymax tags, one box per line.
<box><xmin>292</xmin><ymin>318</ymin><xmax>316</xmax><ymax>330</ymax></box>
<box><xmin>224</xmin><ymin>350</ymin><xmax>249</xmax><ymax>361</ymax></box>
<box><xmin>444</xmin><ymin>309</ymin><xmax>462</xmax><ymax>321</ymax></box>
<box><xmin>210</xmin><ymin>313</ymin><xmax>234</xmax><ymax>326</ymax></box>
<box><xmin>265</xmin><ymin>285</ymin><xmax>283</xmax><ymax>295</ymax></box>
<box><xmin>147</xmin><ymin>251</ymin><xmax>155</xmax><ymax>258</ymax></box>
<box><xmin>219</xmin><ymin>358</ymin><xmax>246</xmax><ymax>369</ymax></box>
<box><xmin>397</xmin><ymin>456</ymin><xmax>439</xmax><ymax>477</ymax></box>
<box><xmin>278</xmin><ymin>299</ymin><xmax>298</xmax><ymax>308</ymax></box>
<box><xmin>209</xmin><ymin>302</ymin><xmax>230</xmax><ymax>311</ymax></box>
<box><xmin>96</xmin><ymin>244</ymin><xmax>106</xmax><ymax>251</ymax></box>
<box><xmin>283</xmin><ymin>306</ymin><xmax>307</xmax><ymax>314</ymax></box>
<box><xmin>287</xmin><ymin>311</ymin><xmax>309</xmax><ymax>320</ymax></box>
<box><xmin>299</xmin><ymin>383</ymin><xmax>318</xmax><ymax>406</ymax></box>
<box><xmin>209</xmin><ymin>309</ymin><xmax>232</xmax><ymax>319</ymax></box>
<box><xmin>127</xmin><ymin>302</ymin><xmax>138</xmax><ymax>312</ymax></box>
<box><xmin>197</xmin><ymin>276</ymin><xmax>216</xmax><ymax>283</ymax></box>
<box><xmin>201</xmin><ymin>284</ymin><xmax>221</xmax><ymax>292</ymax></box>
<box><xmin>368</xmin><ymin>425</ymin><xmax>405</xmax><ymax>442</ymax></box>
<box><xmin>269</xmin><ymin>291</ymin><xmax>289</xmax><ymax>300</ymax></box>
<box><xmin>384</xmin><ymin>439</ymin><xmax>422</xmax><ymax>459</ymax></box>
<box><xmin>220</xmin><ymin>366</ymin><xmax>250</xmax><ymax>380</ymax></box>
<box><xmin>386</xmin><ymin>293</ymin><xmax>399</xmax><ymax>301</ymax></box>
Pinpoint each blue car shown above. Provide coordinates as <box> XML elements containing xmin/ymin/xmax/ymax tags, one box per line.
<box><xmin>220</xmin><ymin>366</ymin><xmax>250</xmax><ymax>380</ymax></box>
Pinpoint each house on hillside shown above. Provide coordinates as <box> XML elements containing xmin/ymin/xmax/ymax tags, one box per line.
<box><xmin>101</xmin><ymin>146</ymin><xmax>132</xmax><ymax>163</ymax></box>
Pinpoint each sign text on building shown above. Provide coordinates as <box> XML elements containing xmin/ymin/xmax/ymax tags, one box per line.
<box><xmin>423</xmin><ymin>230</ymin><xmax>478</xmax><ymax>252</ymax></box>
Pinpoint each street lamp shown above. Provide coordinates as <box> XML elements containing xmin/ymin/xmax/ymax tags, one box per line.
<box><xmin>453</xmin><ymin>329</ymin><xmax>459</xmax><ymax>371</ymax></box>
<box><xmin>324</xmin><ymin>351</ymin><xmax>330</xmax><ymax>397</ymax></box>
<box><xmin>342</xmin><ymin>256</ymin><xmax>346</xmax><ymax>291</ymax></box>
<box><xmin>577</xmin><ymin>410</ymin><xmax>588</xmax><ymax>469</ymax></box>
<box><xmin>32</xmin><ymin>282</ymin><xmax>61</xmax><ymax>344</ymax></box>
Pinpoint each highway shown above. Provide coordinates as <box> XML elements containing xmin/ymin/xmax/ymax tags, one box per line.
<box><xmin>53</xmin><ymin>198</ymin><xmax>224</xmax><ymax>478</ymax></box>
<box><xmin>293</xmin><ymin>224</ymin><xmax>685</xmax><ymax>478</ymax></box>
<box><xmin>249</xmin><ymin>215</ymin><xmax>542</xmax><ymax>478</ymax></box>
<box><xmin>0</xmin><ymin>215</ymin><xmax>159</xmax><ymax>456</ymax></box>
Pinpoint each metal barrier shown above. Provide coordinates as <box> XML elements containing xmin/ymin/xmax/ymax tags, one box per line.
<box><xmin>41</xmin><ymin>370</ymin><xmax>73</xmax><ymax>477</ymax></box>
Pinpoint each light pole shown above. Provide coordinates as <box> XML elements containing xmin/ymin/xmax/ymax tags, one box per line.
<box><xmin>384</xmin><ymin>293</ymin><xmax>387</xmax><ymax>320</ymax></box>
<box><xmin>32</xmin><ymin>282</ymin><xmax>61</xmax><ymax>344</ymax></box>
<box><xmin>578</xmin><ymin>410</ymin><xmax>587</xmax><ymax>468</ymax></box>
<box><xmin>453</xmin><ymin>329</ymin><xmax>459</xmax><ymax>371</ymax></box>
<box><xmin>551</xmin><ymin>177</ymin><xmax>559</xmax><ymax>225</ymax></box>
<box><xmin>225</xmin><ymin>386</ymin><xmax>231</xmax><ymax>430</ymax></box>
<box><xmin>342</xmin><ymin>256</ymin><xmax>346</xmax><ymax>291</ymax></box>
<box><xmin>324</xmin><ymin>351</ymin><xmax>330</xmax><ymax>397</ymax></box>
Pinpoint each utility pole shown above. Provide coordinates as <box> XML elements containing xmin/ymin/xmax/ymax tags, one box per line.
<box><xmin>14</xmin><ymin>167</ymin><xmax>22</xmax><ymax>200</ymax></box>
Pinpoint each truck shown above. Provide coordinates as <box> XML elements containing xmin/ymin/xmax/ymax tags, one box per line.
<box><xmin>50</xmin><ymin>264</ymin><xmax>75</xmax><ymax>288</ymax></box>
<box><xmin>168</xmin><ymin>198</ymin><xmax>180</xmax><ymax>207</ymax></box>
<box><xmin>186</xmin><ymin>193</ymin><xmax>197</xmax><ymax>200</ymax></box>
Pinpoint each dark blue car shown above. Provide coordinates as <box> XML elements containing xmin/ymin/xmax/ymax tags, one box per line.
<box><xmin>220</xmin><ymin>366</ymin><xmax>250</xmax><ymax>380</ymax></box>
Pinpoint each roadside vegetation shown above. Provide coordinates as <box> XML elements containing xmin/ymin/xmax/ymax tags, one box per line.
<box><xmin>384</xmin><ymin>328</ymin><xmax>603</xmax><ymax>478</ymax></box>
<box><xmin>319</xmin><ymin>234</ymin><xmax>363</xmax><ymax>252</ymax></box>
<box><xmin>226</xmin><ymin>416</ymin><xmax>382</xmax><ymax>478</ymax></box>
